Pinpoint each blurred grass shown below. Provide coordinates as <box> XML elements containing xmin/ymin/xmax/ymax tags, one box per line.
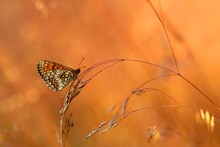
<box><xmin>0</xmin><ymin>0</ymin><xmax>220</xmax><ymax>146</ymax></box>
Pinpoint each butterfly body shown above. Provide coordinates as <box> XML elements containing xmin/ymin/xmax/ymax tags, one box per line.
<box><xmin>37</xmin><ymin>60</ymin><xmax>80</xmax><ymax>91</ymax></box>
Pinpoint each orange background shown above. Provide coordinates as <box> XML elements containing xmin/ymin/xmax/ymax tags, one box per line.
<box><xmin>1</xmin><ymin>0</ymin><xmax>220</xmax><ymax>146</ymax></box>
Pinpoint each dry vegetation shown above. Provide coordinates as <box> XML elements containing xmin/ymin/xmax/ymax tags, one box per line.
<box><xmin>0</xmin><ymin>0</ymin><xmax>220</xmax><ymax>147</ymax></box>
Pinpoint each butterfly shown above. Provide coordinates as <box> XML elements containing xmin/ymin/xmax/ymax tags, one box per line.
<box><xmin>37</xmin><ymin>60</ymin><xmax>80</xmax><ymax>91</ymax></box>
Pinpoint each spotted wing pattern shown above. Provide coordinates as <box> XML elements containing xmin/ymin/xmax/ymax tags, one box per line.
<box><xmin>37</xmin><ymin>60</ymin><xmax>80</xmax><ymax>91</ymax></box>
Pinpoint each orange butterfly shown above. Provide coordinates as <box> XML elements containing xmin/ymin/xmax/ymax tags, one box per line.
<box><xmin>37</xmin><ymin>60</ymin><xmax>80</xmax><ymax>91</ymax></box>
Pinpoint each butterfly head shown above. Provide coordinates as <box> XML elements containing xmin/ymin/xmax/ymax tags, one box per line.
<box><xmin>75</xmin><ymin>68</ymin><xmax>80</xmax><ymax>75</ymax></box>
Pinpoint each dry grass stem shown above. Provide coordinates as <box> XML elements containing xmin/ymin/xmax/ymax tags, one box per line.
<box><xmin>85</xmin><ymin>105</ymin><xmax>180</xmax><ymax>139</ymax></box>
<box><xmin>56</xmin><ymin>1</ymin><xmax>220</xmax><ymax>146</ymax></box>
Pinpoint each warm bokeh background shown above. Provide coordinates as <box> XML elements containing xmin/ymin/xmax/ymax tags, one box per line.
<box><xmin>1</xmin><ymin>0</ymin><xmax>220</xmax><ymax>146</ymax></box>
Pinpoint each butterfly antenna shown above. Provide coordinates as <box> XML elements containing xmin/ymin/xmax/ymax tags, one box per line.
<box><xmin>77</xmin><ymin>57</ymin><xmax>86</xmax><ymax>69</ymax></box>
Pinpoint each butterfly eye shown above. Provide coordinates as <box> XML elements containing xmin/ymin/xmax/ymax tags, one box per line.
<box><xmin>37</xmin><ymin>60</ymin><xmax>80</xmax><ymax>91</ymax></box>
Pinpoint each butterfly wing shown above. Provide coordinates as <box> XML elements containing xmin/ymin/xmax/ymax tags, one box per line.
<box><xmin>37</xmin><ymin>60</ymin><xmax>80</xmax><ymax>91</ymax></box>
